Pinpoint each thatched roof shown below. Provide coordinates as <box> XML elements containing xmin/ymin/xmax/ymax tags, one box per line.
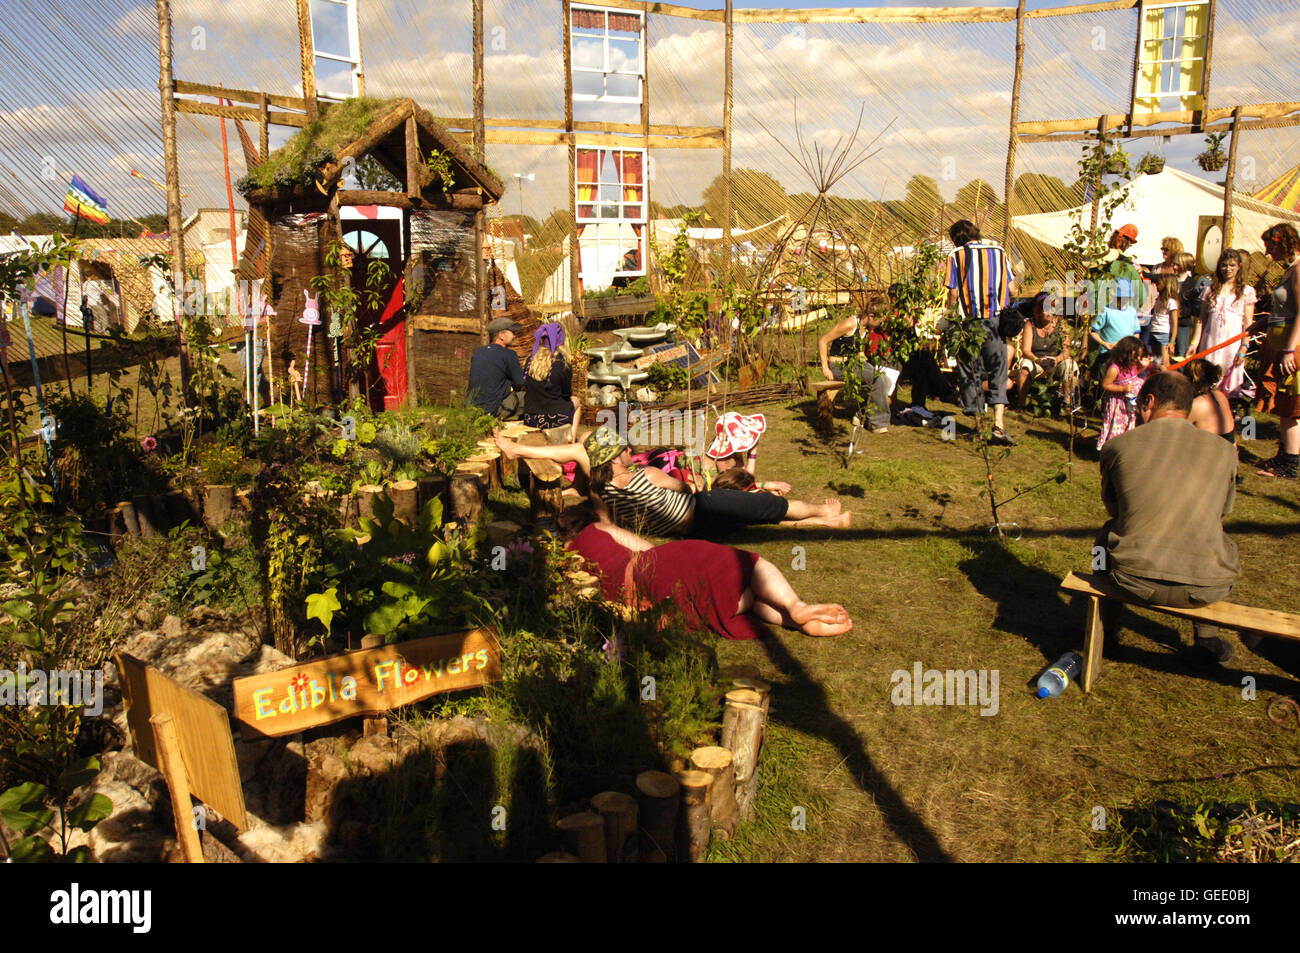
<box><xmin>238</xmin><ymin>97</ymin><xmax>503</xmax><ymax>207</ymax></box>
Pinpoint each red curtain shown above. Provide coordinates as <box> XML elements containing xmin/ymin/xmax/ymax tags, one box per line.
<box><xmin>621</xmin><ymin>151</ymin><xmax>642</xmax><ymax>202</ymax></box>
<box><xmin>577</xmin><ymin>148</ymin><xmax>600</xmax><ymax>219</ymax></box>
<box><xmin>572</xmin><ymin>9</ymin><xmax>603</xmax><ymax>30</ymax></box>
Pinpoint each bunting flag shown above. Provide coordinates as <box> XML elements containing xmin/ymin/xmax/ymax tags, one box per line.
<box><xmin>63</xmin><ymin>175</ymin><xmax>109</xmax><ymax>225</ymax></box>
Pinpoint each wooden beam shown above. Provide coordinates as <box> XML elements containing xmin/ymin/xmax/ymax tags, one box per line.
<box><xmin>174</xmin><ymin>79</ymin><xmax>307</xmax><ymax>112</ymax></box>
<box><xmin>732</xmin><ymin>6</ymin><xmax>1015</xmax><ymax>24</ymax></box>
<box><xmin>156</xmin><ymin>0</ymin><xmax>189</xmax><ymax>392</ymax></box>
<box><xmin>443</xmin><ymin>117</ymin><xmax>722</xmax><ymax>137</ymax></box>
<box><xmin>1200</xmin><ymin>0</ymin><xmax>1219</xmax><ymax>129</ymax></box>
<box><xmin>1223</xmin><ymin>106</ymin><xmax>1242</xmax><ymax>247</ymax></box>
<box><xmin>565</xmin><ymin>0</ymin><xmax>581</xmax><ymax>321</ymax></box>
<box><xmin>1017</xmin><ymin>110</ymin><xmax>1300</xmax><ymax>143</ymax></box>
<box><xmin>1017</xmin><ymin>101</ymin><xmax>1300</xmax><ymax>136</ymax></box>
<box><xmin>1125</xmin><ymin>0</ymin><xmax>1145</xmax><ymax>135</ymax></box>
<box><xmin>1089</xmin><ymin>115</ymin><xmax>1107</xmax><ymax>238</ymax></box>
<box><xmin>296</xmin><ymin>0</ymin><xmax>318</xmax><ymax>120</ymax></box>
<box><xmin>410</xmin><ymin>315</ymin><xmax>482</xmax><ymax>333</ymax></box>
<box><xmin>1003</xmin><ymin>0</ymin><xmax>1026</xmax><ymax>249</ymax></box>
<box><xmin>723</xmin><ymin>0</ymin><xmax>733</xmax><ymax>278</ymax></box>
<box><xmin>449</xmin><ymin>129</ymin><xmax>722</xmax><ymax>149</ymax></box>
<box><xmin>405</xmin><ymin>115</ymin><xmax>421</xmax><ymax>201</ymax></box>
<box><xmin>595</xmin><ymin>0</ymin><xmax>722</xmax><ymax>21</ymax></box>
<box><xmin>258</xmin><ymin>92</ymin><xmax>269</xmax><ymax>161</ymax></box>
<box><xmin>1024</xmin><ymin>0</ymin><xmax>1139</xmax><ymax>17</ymax></box>
<box><xmin>175</xmin><ymin>98</ymin><xmax>309</xmax><ymax>128</ymax></box>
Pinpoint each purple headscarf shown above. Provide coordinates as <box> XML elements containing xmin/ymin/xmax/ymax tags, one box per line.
<box><xmin>530</xmin><ymin>322</ymin><xmax>566</xmax><ymax>362</ymax></box>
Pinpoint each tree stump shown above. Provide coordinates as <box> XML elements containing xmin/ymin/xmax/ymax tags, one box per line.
<box><xmin>389</xmin><ymin>479</ymin><xmax>418</xmax><ymax>525</ymax></box>
<box><xmin>721</xmin><ymin>688</ymin><xmax>766</xmax><ymax>822</ymax></box>
<box><xmin>523</xmin><ymin>457</ymin><xmax>565</xmax><ymax>524</ymax></box>
<box><xmin>115</xmin><ymin>500</ymin><xmax>140</xmax><ymax>539</ymax></box>
<box><xmin>416</xmin><ymin>474</ymin><xmax>447</xmax><ymax>514</ymax></box>
<box><xmin>486</xmin><ymin>521</ymin><xmax>521</xmax><ymax>549</ymax></box>
<box><xmin>450</xmin><ymin>465</ymin><xmax>488</xmax><ymax>528</ymax></box>
<box><xmin>356</xmin><ymin>484</ymin><xmax>385</xmax><ymax>522</ymax></box>
<box><xmin>810</xmin><ymin>380</ymin><xmax>843</xmax><ymax>434</ymax></box>
<box><xmin>132</xmin><ymin>496</ymin><xmax>159</xmax><ymax>538</ymax></box>
<box><xmin>635</xmin><ymin>770</ymin><xmax>679</xmax><ymax>863</ymax></box>
<box><xmin>731</xmin><ymin>677</ymin><xmax>772</xmax><ymax>714</ymax></box>
<box><xmin>674</xmin><ymin>769</ymin><xmax>714</xmax><ymax>863</ymax></box>
<box><xmin>464</xmin><ymin>451</ymin><xmax>502</xmax><ymax>490</ymax></box>
<box><xmin>556</xmin><ymin>811</ymin><xmax>606</xmax><ymax>863</ymax></box>
<box><xmin>591</xmin><ymin>791</ymin><xmax>639</xmax><ymax>864</ymax></box>
<box><xmin>690</xmin><ymin>746</ymin><xmax>740</xmax><ymax>840</ymax></box>
<box><xmin>202</xmin><ymin>484</ymin><xmax>234</xmax><ymax>529</ymax></box>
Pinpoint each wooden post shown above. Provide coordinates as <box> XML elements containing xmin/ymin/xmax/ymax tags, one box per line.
<box><xmin>635</xmin><ymin>769</ymin><xmax>679</xmax><ymax>863</ymax></box>
<box><xmin>720</xmin><ymin>688</ymin><xmax>766</xmax><ymax>821</ymax></box>
<box><xmin>1082</xmin><ymin>594</ymin><xmax>1104</xmax><ymax>693</ymax></box>
<box><xmin>675</xmin><ymin>769</ymin><xmax>713</xmax><ymax>863</ymax></box>
<box><xmin>473</xmin><ymin>0</ymin><xmax>488</xmax><ymax>342</ymax></box>
<box><xmin>556</xmin><ymin>811</ymin><xmax>606</xmax><ymax>862</ymax></box>
<box><xmin>1125</xmin><ymin>1</ymin><xmax>1146</xmax><ymax>135</ymax></box>
<box><xmin>689</xmin><ymin>746</ymin><xmax>739</xmax><ymax>840</ymax></box>
<box><xmin>722</xmin><ymin>0</ymin><xmax>734</xmax><ymax>279</ymax></box>
<box><xmin>258</xmin><ymin>92</ymin><xmax>269</xmax><ymax>162</ymax></box>
<box><xmin>150</xmin><ymin>713</ymin><xmax>204</xmax><ymax>863</ymax></box>
<box><xmin>1002</xmin><ymin>0</ymin><xmax>1026</xmax><ymax>250</ymax></box>
<box><xmin>1089</xmin><ymin>114</ymin><xmax>1108</xmax><ymax>240</ymax></box>
<box><xmin>202</xmin><ymin>484</ymin><xmax>234</xmax><ymax>529</ymax></box>
<box><xmin>1198</xmin><ymin>0</ymin><xmax>1219</xmax><ymax>132</ymax></box>
<box><xmin>295</xmin><ymin>0</ymin><xmax>318</xmax><ymax>120</ymax></box>
<box><xmin>156</xmin><ymin>0</ymin><xmax>190</xmax><ymax>393</ymax></box>
<box><xmin>591</xmin><ymin>791</ymin><xmax>639</xmax><ymax>864</ymax></box>
<box><xmin>1222</xmin><ymin>106</ymin><xmax>1242</xmax><ymax>247</ymax></box>
<box><xmin>564</xmin><ymin>0</ymin><xmax>582</xmax><ymax>321</ymax></box>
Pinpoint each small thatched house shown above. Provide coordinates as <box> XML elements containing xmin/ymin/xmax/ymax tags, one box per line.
<box><xmin>238</xmin><ymin>97</ymin><xmax>512</xmax><ymax>408</ymax></box>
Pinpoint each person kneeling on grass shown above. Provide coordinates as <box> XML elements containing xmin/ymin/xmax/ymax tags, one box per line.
<box><xmin>560</xmin><ymin>503</ymin><xmax>853</xmax><ymax>640</ymax></box>
<box><xmin>495</xmin><ymin>426</ymin><xmax>850</xmax><ymax>537</ymax></box>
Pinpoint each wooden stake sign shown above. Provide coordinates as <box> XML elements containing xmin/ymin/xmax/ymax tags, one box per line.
<box><xmin>232</xmin><ymin>627</ymin><xmax>501</xmax><ymax>738</ymax></box>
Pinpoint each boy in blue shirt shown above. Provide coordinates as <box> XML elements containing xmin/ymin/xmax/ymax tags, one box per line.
<box><xmin>1089</xmin><ymin>278</ymin><xmax>1140</xmax><ymax>354</ymax></box>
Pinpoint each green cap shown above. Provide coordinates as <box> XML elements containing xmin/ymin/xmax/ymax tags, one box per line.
<box><xmin>583</xmin><ymin>426</ymin><xmax>627</xmax><ymax>468</ymax></box>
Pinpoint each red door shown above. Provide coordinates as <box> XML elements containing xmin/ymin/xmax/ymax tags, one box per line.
<box><xmin>343</xmin><ymin>215</ymin><xmax>406</xmax><ymax>411</ymax></box>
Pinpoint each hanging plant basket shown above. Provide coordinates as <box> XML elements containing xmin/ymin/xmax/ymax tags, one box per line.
<box><xmin>1136</xmin><ymin>154</ymin><xmax>1165</xmax><ymax>175</ymax></box>
<box><xmin>1197</xmin><ymin>151</ymin><xmax>1227</xmax><ymax>173</ymax></box>
<box><xmin>1104</xmin><ymin>154</ymin><xmax>1131</xmax><ymax>176</ymax></box>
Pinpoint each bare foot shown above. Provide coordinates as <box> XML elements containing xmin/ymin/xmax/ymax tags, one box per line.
<box><xmin>802</xmin><ymin>617</ymin><xmax>853</xmax><ymax>637</ymax></box>
<box><xmin>829</xmin><ymin>512</ymin><xmax>852</xmax><ymax>529</ymax></box>
<box><xmin>493</xmin><ymin>429</ymin><xmax>518</xmax><ymax>461</ymax></box>
<box><xmin>795</xmin><ymin>603</ymin><xmax>848</xmax><ymax>625</ymax></box>
<box><xmin>824</xmin><ymin>498</ymin><xmax>842</xmax><ymax>517</ymax></box>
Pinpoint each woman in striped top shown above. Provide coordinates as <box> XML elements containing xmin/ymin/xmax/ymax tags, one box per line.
<box><xmin>494</xmin><ymin>427</ymin><xmax>851</xmax><ymax>537</ymax></box>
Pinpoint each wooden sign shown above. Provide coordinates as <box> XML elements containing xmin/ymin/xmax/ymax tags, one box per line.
<box><xmin>114</xmin><ymin>653</ymin><xmax>249</xmax><ymax>831</ymax></box>
<box><xmin>231</xmin><ymin>627</ymin><xmax>501</xmax><ymax>738</ymax></box>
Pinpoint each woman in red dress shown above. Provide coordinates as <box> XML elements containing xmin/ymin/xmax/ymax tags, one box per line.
<box><xmin>560</xmin><ymin>505</ymin><xmax>852</xmax><ymax>640</ymax></box>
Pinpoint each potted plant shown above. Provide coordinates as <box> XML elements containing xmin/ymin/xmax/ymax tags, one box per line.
<box><xmin>1136</xmin><ymin>152</ymin><xmax>1165</xmax><ymax>175</ymax></box>
<box><xmin>1197</xmin><ymin>132</ymin><xmax>1228</xmax><ymax>172</ymax></box>
<box><xmin>1104</xmin><ymin>145</ymin><xmax>1131</xmax><ymax>176</ymax></box>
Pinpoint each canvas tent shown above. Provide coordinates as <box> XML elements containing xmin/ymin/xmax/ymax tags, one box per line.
<box><xmin>1011</xmin><ymin>167</ymin><xmax>1300</xmax><ymax>272</ymax></box>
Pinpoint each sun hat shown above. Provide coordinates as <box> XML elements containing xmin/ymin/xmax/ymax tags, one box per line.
<box><xmin>583</xmin><ymin>426</ymin><xmax>628</xmax><ymax>468</ymax></box>
<box><xmin>706</xmin><ymin>411</ymin><xmax>767</xmax><ymax>459</ymax></box>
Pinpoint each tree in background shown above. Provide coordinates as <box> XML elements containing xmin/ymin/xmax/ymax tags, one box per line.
<box><xmin>953</xmin><ymin>179</ymin><xmax>1002</xmax><ymax>226</ymax></box>
<box><xmin>1011</xmin><ymin>172</ymin><xmax>1080</xmax><ymax>216</ymax></box>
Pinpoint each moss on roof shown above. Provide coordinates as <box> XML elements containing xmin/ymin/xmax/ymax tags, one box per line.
<box><xmin>236</xmin><ymin>96</ymin><xmax>404</xmax><ymax>195</ymax></box>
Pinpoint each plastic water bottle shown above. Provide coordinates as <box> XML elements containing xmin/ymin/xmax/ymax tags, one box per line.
<box><xmin>1036</xmin><ymin>652</ymin><xmax>1083</xmax><ymax>699</ymax></box>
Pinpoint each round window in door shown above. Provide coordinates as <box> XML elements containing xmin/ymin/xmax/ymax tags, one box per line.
<box><xmin>343</xmin><ymin>229</ymin><xmax>391</xmax><ymax>259</ymax></box>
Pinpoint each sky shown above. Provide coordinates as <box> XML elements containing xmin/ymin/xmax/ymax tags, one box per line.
<box><xmin>0</xmin><ymin>0</ymin><xmax>1296</xmax><ymax>225</ymax></box>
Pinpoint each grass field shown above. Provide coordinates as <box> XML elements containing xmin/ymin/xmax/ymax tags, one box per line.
<box><xmin>681</xmin><ymin>391</ymin><xmax>1300</xmax><ymax>862</ymax></box>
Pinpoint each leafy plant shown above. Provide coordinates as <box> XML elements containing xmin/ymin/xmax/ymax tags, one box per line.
<box><xmin>645</xmin><ymin>362</ymin><xmax>688</xmax><ymax>393</ymax></box>
<box><xmin>427</xmin><ymin>149</ymin><xmax>456</xmax><ymax>194</ymax></box>
<box><xmin>1197</xmin><ymin>131</ymin><xmax>1229</xmax><ymax>172</ymax></box>
<box><xmin>0</xmin><ymin>759</ymin><xmax>112</xmax><ymax>862</ymax></box>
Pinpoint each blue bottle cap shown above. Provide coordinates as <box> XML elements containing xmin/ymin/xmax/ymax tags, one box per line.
<box><xmin>1036</xmin><ymin>686</ymin><xmax>1050</xmax><ymax>699</ymax></box>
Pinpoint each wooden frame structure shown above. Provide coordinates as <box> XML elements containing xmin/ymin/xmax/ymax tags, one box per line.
<box><xmin>1005</xmin><ymin>0</ymin><xmax>1300</xmax><ymax>249</ymax></box>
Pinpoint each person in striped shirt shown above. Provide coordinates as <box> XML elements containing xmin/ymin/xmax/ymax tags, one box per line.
<box><xmin>945</xmin><ymin>219</ymin><xmax>1017</xmax><ymax>446</ymax></box>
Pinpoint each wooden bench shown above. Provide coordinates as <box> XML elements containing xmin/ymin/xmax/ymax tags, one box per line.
<box><xmin>1060</xmin><ymin>571</ymin><xmax>1300</xmax><ymax>692</ymax></box>
<box><xmin>808</xmin><ymin>379</ymin><xmax>844</xmax><ymax>433</ymax></box>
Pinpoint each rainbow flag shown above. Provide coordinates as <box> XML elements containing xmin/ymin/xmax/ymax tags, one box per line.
<box><xmin>63</xmin><ymin>175</ymin><xmax>109</xmax><ymax>225</ymax></box>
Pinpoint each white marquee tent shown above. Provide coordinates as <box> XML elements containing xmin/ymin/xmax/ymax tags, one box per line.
<box><xmin>1011</xmin><ymin>167</ymin><xmax>1300</xmax><ymax>272</ymax></box>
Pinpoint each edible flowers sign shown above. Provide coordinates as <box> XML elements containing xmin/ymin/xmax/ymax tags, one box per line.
<box><xmin>232</xmin><ymin>628</ymin><xmax>501</xmax><ymax>737</ymax></box>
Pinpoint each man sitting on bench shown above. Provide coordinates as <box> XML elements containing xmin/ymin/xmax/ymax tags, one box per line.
<box><xmin>1098</xmin><ymin>371</ymin><xmax>1242</xmax><ymax>667</ymax></box>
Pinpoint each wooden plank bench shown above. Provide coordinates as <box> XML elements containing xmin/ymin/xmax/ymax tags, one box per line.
<box><xmin>1060</xmin><ymin>571</ymin><xmax>1300</xmax><ymax>692</ymax></box>
<box><xmin>808</xmin><ymin>379</ymin><xmax>844</xmax><ymax>433</ymax></box>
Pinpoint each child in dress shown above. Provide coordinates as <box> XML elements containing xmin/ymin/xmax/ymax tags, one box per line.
<box><xmin>1096</xmin><ymin>336</ymin><xmax>1151</xmax><ymax>450</ymax></box>
<box><xmin>1142</xmin><ymin>273</ymin><xmax>1179</xmax><ymax>366</ymax></box>
<box><xmin>1190</xmin><ymin>249</ymin><xmax>1256</xmax><ymax>397</ymax></box>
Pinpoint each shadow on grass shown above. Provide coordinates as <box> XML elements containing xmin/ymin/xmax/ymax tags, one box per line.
<box><xmin>756</xmin><ymin>635</ymin><xmax>953</xmax><ymax>862</ymax></box>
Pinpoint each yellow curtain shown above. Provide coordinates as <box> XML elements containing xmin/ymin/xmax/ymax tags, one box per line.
<box><xmin>1135</xmin><ymin>6</ymin><xmax>1166</xmax><ymax>114</ymax></box>
<box><xmin>1179</xmin><ymin>3</ymin><xmax>1207</xmax><ymax>111</ymax></box>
